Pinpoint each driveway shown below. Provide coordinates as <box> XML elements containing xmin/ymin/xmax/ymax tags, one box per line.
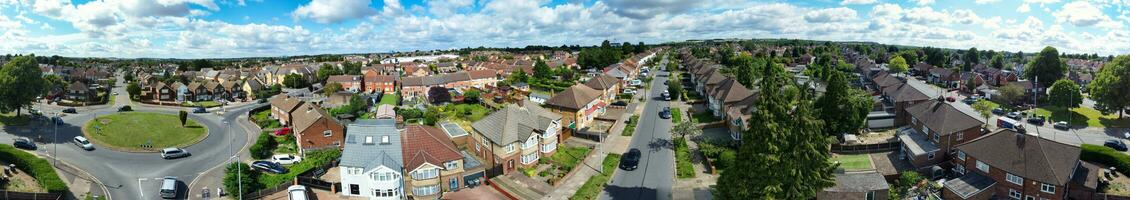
<box><xmin>600</xmin><ymin>56</ymin><xmax>675</xmax><ymax>200</ymax></box>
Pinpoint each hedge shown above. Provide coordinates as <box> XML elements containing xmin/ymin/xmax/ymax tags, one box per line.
<box><xmin>1080</xmin><ymin>144</ymin><xmax>1130</xmax><ymax>175</ymax></box>
<box><xmin>0</xmin><ymin>144</ymin><xmax>68</xmax><ymax>192</ymax></box>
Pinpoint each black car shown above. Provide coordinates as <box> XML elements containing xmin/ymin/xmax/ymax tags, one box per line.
<box><xmin>13</xmin><ymin>138</ymin><xmax>36</xmax><ymax>150</ymax></box>
<box><xmin>991</xmin><ymin>108</ymin><xmax>1006</xmax><ymax>115</ymax></box>
<box><xmin>610</xmin><ymin>101</ymin><xmax>628</xmax><ymax>107</ymax></box>
<box><xmin>1026</xmin><ymin>115</ymin><xmax>1046</xmax><ymax>125</ymax></box>
<box><xmin>660</xmin><ymin>107</ymin><xmax>672</xmax><ymax>119</ymax></box>
<box><xmin>620</xmin><ymin>149</ymin><xmax>641</xmax><ymax>171</ymax></box>
<box><xmin>118</xmin><ymin>105</ymin><xmax>132</xmax><ymax>112</ymax></box>
<box><xmin>250</xmin><ymin>161</ymin><xmax>288</xmax><ymax>174</ymax></box>
<box><xmin>1053</xmin><ymin>121</ymin><xmax>1070</xmax><ymax>130</ymax></box>
<box><xmin>62</xmin><ymin>107</ymin><xmax>77</xmax><ymax>114</ymax></box>
<box><xmin>962</xmin><ymin>97</ymin><xmax>977</xmax><ymax>105</ymax></box>
<box><xmin>192</xmin><ymin>107</ymin><xmax>207</xmax><ymax>113</ymax></box>
<box><xmin>1106</xmin><ymin>140</ymin><xmax>1128</xmax><ymax>151</ymax></box>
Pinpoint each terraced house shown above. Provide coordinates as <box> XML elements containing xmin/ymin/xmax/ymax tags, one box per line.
<box><xmin>470</xmin><ymin>103</ymin><xmax>562</xmax><ymax>176</ymax></box>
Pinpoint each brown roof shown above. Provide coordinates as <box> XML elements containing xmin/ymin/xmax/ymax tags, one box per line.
<box><xmin>956</xmin><ymin>129</ymin><xmax>1082</xmax><ymax>185</ymax></box>
<box><xmin>327</xmin><ymin>75</ymin><xmax>361</xmax><ymax>83</ymax></box>
<box><xmin>584</xmin><ymin>74</ymin><xmax>620</xmax><ymax>91</ymax></box>
<box><xmin>269</xmin><ymin>94</ymin><xmax>305</xmax><ymax>113</ymax></box>
<box><xmin>204</xmin><ymin>81</ymin><xmax>220</xmax><ymax>90</ymax></box>
<box><xmin>467</xmin><ymin>70</ymin><xmax>496</xmax><ymax>80</ymax></box>
<box><xmin>401</xmin><ymin>125</ymin><xmax>463</xmax><ymax>172</ymax></box>
<box><xmin>711</xmin><ymin>78</ymin><xmax>756</xmax><ymax>104</ymax></box>
<box><xmin>905</xmin><ymin>100</ymin><xmax>983</xmax><ymax>135</ymax></box>
<box><xmin>401</xmin><ymin>76</ymin><xmax>425</xmax><ymax>86</ymax></box>
<box><xmin>291</xmin><ymin>103</ymin><xmax>338</xmax><ymax>134</ymax></box>
<box><xmin>545</xmin><ymin>85</ymin><xmax>602</xmax><ymax>110</ymax></box>
<box><xmin>187</xmin><ymin>82</ymin><xmax>203</xmax><ymax>91</ymax></box>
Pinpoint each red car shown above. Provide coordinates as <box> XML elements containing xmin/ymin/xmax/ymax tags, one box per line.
<box><xmin>945</xmin><ymin>97</ymin><xmax>956</xmax><ymax>102</ymax></box>
<box><xmin>274</xmin><ymin>127</ymin><xmax>291</xmax><ymax>136</ymax></box>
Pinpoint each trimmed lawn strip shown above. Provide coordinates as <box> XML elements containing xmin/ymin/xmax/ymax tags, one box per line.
<box><xmin>674</xmin><ymin>138</ymin><xmax>695</xmax><ymax>179</ymax></box>
<box><xmin>182</xmin><ymin>101</ymin><xmax>221</xmax><ymax>108</ymax></box>
<box><xmin>691</xmin><ymin>111</ymin><xmax>718</xmax><ymax>123</ymax></box>
<box><xmin>671</xmin><ymin>107</ymin><xmax>682</xmax><ymax>122</ymax></box>
<box><xmin>251</xmin><ymin>109</ymin><xmax>281</xmax><ymax>129</ymax></box>
<box><xmin>832</xmin><ymin>154</ymin><xmax>873</xmax><ymax>171</ymax></box>
<box><xmin>1032</xmin><ymin>106</ymin><xmax>1130</xmax><ymax>128</ymax></box>
<box><xmin>570</xmin><ymin>154</ymin><xmax>621</xmax><ymax>200</ymax></box>
<box><xmin>622</xmin><ymin>115</ymin><xmax>639</xmax><ymax>136</ymax></box>
<box><xmin>379</xmin><ymin>93</ymin><xmax>399</xmax><ymax>106</ymax></box>
<box><xmin>549</xmin><ymin>146</ymin><xmax>592</xmax><ymax>172</ymax></box>
<box><xmin>83</xmin><ymin>112</ymin><xmax>208</xmax><ymax>152</ymax></box>
<box><xmin>0</xmin><ymin>144</ymin><xmax>67</xmax><ymax>192</ymax></box>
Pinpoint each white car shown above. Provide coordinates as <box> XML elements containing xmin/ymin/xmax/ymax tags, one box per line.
<box><xmin>287</xmin><ymin>185</ymin><xmax>308</xmax><ymax>200</ymax></box>
<box><xmin>623</xmin><ymin>89</ymin><xmax>637</xmax><ymax>94</ymax></box>
<box><xmin>72</xmin><ymin>136</ymin><xmax>94</xmax><ymax>150</ymax></box>
<box><xmin>271</xmin><ymin>154</ymin><xmax>302</xmax><ymax>165</ymax></box>
<box><xmin>629</xmin><ymin>80</ymin><xmax>643</xmax><ymax>86</ymax></box>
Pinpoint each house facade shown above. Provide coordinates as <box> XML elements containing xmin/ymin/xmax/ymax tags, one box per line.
<box><xmin>269</xmin><ymin>95</ymin><xmax>305</xmax><ymax>126</ymax></box>
<box><xmin>291</xmin><ymin>103</ymin><xmax>345</xmax><ymax>155</ymax></box>
<box><xmin>899</xmin><ymin>100</ymin><xmax>985</xmax><ymax>171</ymax></box>
<box><xmin>543</xmin><ymin>85</ymin><xmax>604</xmax><ymax>141</ymax></box>
<box><xmin>402</xmin><ymin>125</ymin><xmax>472</xmax><ymax>199</ymax></box>
<box><xmin>943</xmin><ymin>129</ymin><xmax>1096</xmax><ymax>200</ymax></box>
<box><xmin>340</xmin><ymin>119</ymin><xmax>404</xmax><ymax>200</ymax></box>
<box><xmin>470</xmin><ymin>103</ymin><xmax>562</xmax><ymax>176</ymax></box>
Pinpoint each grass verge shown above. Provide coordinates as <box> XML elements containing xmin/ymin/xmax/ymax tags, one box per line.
<box><xmin>570</xmin><ymin>154</ymin><xmax>621</xmax><ymax>200</ymax></box>
<box><xmin>0</xmin><ymin>112</ymin><xmax>30</xmax><ymax>126</ymax></box>
<box><xmin>250</xmin><ymin>109</ymin><xmax>281</xmax><ymax>129</ymax></box>
<box><xmin>0</xmin><ymin>144</ymin><xmax>67</xmax><ymax>192</ymax></box>
<box><xmin>675</xmin><ymin>138</ymin><xmax>695</xmax><ymax>179</ymax></box>
<box><xmin>1032</xmin><ymin>106</ymin><xmax>1130</xmax><ymax>128</ymax></box>
<box><xmin>83</xmin><ymin>112</ymin><xmax>208</xmax><ymax>152</ymax></box>
<box><xmin>622</xmin><ymin>115</ymin><xmax>639</xmax><ymax>136</ymax></box>
<box><xmin>549</xmin><ymin>146</ymin><xmax>592</xmax><ymax>172</ymax></box>
<box><xmin>671</xmin><ymin>107</ymin><xmax>682</xmax><ymax>122</ymax></box>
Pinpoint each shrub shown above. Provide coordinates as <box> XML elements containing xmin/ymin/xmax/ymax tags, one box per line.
<box><xmin>717</xmin><ymin>150</ymin><xmax>736</xmax><ymax>170</ymax></box>
<box><xmin>1081</xmin><ymin>144</ymin><xmax>1130</xmax><ymax>175</ymax></box>
<box><xmin>257</xmin><ymin>149</ymin><xmax>340</xmax><ymax>187</ymax></box>
<box><xmin>0</xmin><ymin>144</ymin><xmax>67</xmax><ymax>193</ymax></box>
<box><xmin>224</xmin><ymin>162</ymin><xmax>261</xmax><ymax>196</ymax></box>
<box><xmin>249</xmin><ymin>133</ymin><xmax>278</xmax><ymax>159</ymax></box>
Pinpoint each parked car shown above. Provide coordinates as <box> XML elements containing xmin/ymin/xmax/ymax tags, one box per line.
<box><xmin>287</xmin><ymin>185</ymin><xmax>309</xmax><ymax>200</ymax></box>
<box><xmin>1026</xmin><ymin>115</ymin><xmax>1046</xmax><ymax>126</ymax></box>
<box><xmin>13</xmin><ymin>137</ymin><xmax>36</xmax><ymax>150</ymax></box>
<box><xmin>1053</xmin><ymin>121</ymin><xmax>1070</xmax><ymax>130</ymax></box>
<box><xmin>623</xmin><ymin>89</ymin><xmax>637</xmax><ymax>94</ymax></box>
<box><xmin>112</xmin><ymin>92</ymin><xmax>118</xmax><ymax>95</ymax></box>
<box><xmin>250</xmin><ymin>161</ymin><xmax>288</xmax><ymax>174</ymax></box>
<box><xmin>1006</xmin><ymin>112</ymin><xmax>1022</xmax><ymax>120</ymax></box>
<box><xmin>72</xmin><ymin>136</ymin><xmax>94</xmax><ymax>150</ymax></box>
<box><xmin>192</xmin><ymin>107</ymin><xmax>207</xmax><ymax>113</ymax></box>
<box><xmin>118</xmin><ymin>105</ymin><xmax>132</xmax><ymax>112</ymax></box>
<box><xmin>62</xmin><ymin>107</ymin><xmax>77</xmax><ymax>114</ymax></box>
<box><xmin>160</xmin><ymin>176</ymin><xmax>178</xmax><ymax>199</ymax></box>
<box><xmin>992</xmin><ymin>108</ymin><xmax>1006</xmax><ymax>115</ymax></box>
<box><xmin>160</xmin><ymin>148</ymin><xmax>190</xmax><ymax>159</ymax></box>
<box><xmin>660</xmin><ymin>107</ymin><xmax>672</xmax><ymax>119</ymax></box>
<box><xmin>962</xmin><ymin>97</ymin><xmax>977</xmax><ymax>104</ymax></box>
<box><xmin>945</xmin><ymin>96</ymin><xmax>956</xmax><ymax>102</ymax></box>
<box><xmin>1105</xmin><ymin>139</ymin><xmax>1128</xmax><ymax>151</ymax></box>
<box><xmin>271</xmin><ymin>154</ymin><xmax>302</xmax><ymax>165</ymax></box>
<box><xmin>620</xmin><ymin>148</ymin><xmax>641</xmax><ymax>171</ymax></box>
<box><xmin>662</xmin><ymin>91</ymin><xmax>671</xmax><ymax>101</ymax></box>
<box><xmin>611</xmin><ymin>101</ymin><xmax>628</xmax><ymax>107</ymax></box>
<box><xmin>257</xmin><ymin>98</ymin><xmax>268</xmax><ymax>103</ymax></box>
<box><xmin>629</xmin><ymin>80</ymin><xmax>643</xmax><ymax>86</ymax></box>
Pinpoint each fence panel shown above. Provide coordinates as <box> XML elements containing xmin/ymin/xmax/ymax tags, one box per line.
<box><xmin>0</xmin><ymin>191</ymin><xmax>63</xmax><ymax>200</ymax></box>
<box><xmin>831</xmin><ymin>141</ymin><xmax>901</xmax><ymax>154</ymax></box>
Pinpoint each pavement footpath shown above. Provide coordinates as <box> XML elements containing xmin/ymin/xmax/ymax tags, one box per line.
<box><xmin>187</xmin><ymin>112</ymin><xmax>260</xmax><ymax>200</ymax></box>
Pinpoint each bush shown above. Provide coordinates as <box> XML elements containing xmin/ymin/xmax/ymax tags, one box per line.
<box><xmin>622</xmin><ymin>115</ymin><xmax>639</xmax><ymax>136</ymax></box>
<box><xmin>249</xmin><ymin>133</ymin><xmax>277</xmax><ymax>159</ymax></box>
<box><xmin>0</xmin><ymin>144</ymin><xmax>67</xmax><ymax>193</ymax></box>
<box><xmin>717</xmin><ymin>150</ymin><xmax>736</xmax><ymax>170</ymax></box>
<box><xmin>1081</xmin><ymin>144</ymin><xmax>1130</xmax><ymax>175</ymax></box>
<box><xmin>224</xmin><ymin>162</ymin><xmax>261</xmax><ymax>196</ymax></box>
<box><xmin>257</xmin><ymin>149</ymin><xmax>340</xmax><ymax>188</ymax></box>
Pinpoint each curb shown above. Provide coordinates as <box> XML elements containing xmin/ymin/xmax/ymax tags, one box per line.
<box><xmin>186</xmin><ymin>111</ymin><xmax>259</xmax><ymax>198</ymax></box>
<box><xmin>53</xmin><ymin>155</ymin><xmax>112</xmax><ymax>200</ymax></box>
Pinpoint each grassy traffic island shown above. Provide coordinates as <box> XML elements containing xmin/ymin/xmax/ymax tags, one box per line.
<box><xmin>82</xmin><ymin>112</ymin><xmax>208</xmax><ymax>152</ymax></box>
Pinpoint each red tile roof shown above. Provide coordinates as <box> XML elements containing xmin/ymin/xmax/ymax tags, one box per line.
<box><xmin>401</xmin><ymin>125</ymin><xmax>463</xmax><ymax>172</ymax></box>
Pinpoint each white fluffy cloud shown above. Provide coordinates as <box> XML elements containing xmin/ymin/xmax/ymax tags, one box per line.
<box><xmin>292</xmin><ymin>0</ymin><xmax>377</xmax><ymax>24</ymax></box>
<box><xmin>840</xmin><ymin>0</ymin><xmax>877</xmax><ymax>5</ymax></box>
<box><xmin>804</xmin><ymin>7</ymin><xmax>857</xmax><ymax>23</ymax></box>
<box><xmin>1053</xmin><ymin>1</ymin><xmax>1123</xmax><ymax>29</ymax></box>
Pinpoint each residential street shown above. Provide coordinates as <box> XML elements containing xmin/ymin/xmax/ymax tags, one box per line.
<box><xmin>600</xmin><ymin>56</ymin><xmax>675</xmax><ymax>200</ymax></box>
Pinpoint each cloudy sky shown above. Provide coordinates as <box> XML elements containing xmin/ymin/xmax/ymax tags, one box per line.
<box><xmin>1</xmin><ymin>0</ymin><xmax>1129</xmax><ymax>58</ymax></box>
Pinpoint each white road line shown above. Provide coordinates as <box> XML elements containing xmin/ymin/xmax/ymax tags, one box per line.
<box><xmin>137</xmin><ymin>178</ymin><xmax>145</xmax><ymax>198</ymax></box>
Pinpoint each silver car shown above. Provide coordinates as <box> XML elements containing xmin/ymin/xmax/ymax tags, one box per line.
<box><xmin>73</xmin><ymin>136</ymin><xmax>94</xmax><ymax>150</ymax></box>
<box><xmin>160</xmin><ymin>148</ymin><xmax>190</xmax><ymax>159</ymax></box>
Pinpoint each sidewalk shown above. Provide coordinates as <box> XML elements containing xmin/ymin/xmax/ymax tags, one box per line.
<box><xmin>187</xmin><ymin>113</ymin><xmax>260</xmax><ymax>200</ymax></box>
<box><xmin>52</xmin><ymin>160</ymin><xmax>109</xmax><ymax>200</ymax></box>
<box><xmin>541</xmin><ymin>93</ymin><xmax>639</xmax><ymax>199</ymax></box>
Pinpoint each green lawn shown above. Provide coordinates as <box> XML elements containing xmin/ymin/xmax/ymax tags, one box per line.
<box><xmin>1032</xmin><ymin>106</ymin><xmax>1130</xmax><ymax>128</ymax></box>
<box><xmin>257</xmin><ymin>149</ymin><xmax>340</xmax><ymax>187</ymax></box>
<box><xmin>250</xmin><ymin>109</ymin><xmax>281</xmax><ymax>129</ymax></box>
<box><xmin>0</xmin><ymin>112</ymin><xmax>29</xmax><ymax>126</ymax></box>
<box><xmin>378</xmin><ymin>93</ymin><xmax>399</xmax><ymax>106</ymax></box>
<box><xmin>833</xmin><ymin>154</ymin><xmax>874</xmax><ymax>171</ymax></box>
<box><xmin>83</xmin><ymin>112</ymin><xmax>208</xmax><ymax>151</ymax></box>
<box><xmin>691</xmin><ymin>111</ymin><xmax>719</xmax><ymax>123</ymax></box>
<box><xmin>675</xmin><ymin>138</ymin><xmax>695</xmax><ymax>179</ymax></box>
<box><xmin>622</xmin><ymin>115</ymin><xmax>639</xmax><ymax>136</ymax></box>
<box><xmin>440</xmin><ymin>104</ymin><xmax>493</xmax><ymax>122</ymax></box>
<box><xmin>671</xmin><ymin>107</ymin><xmax>683</xmax><ymax>122</ymax></box>
<box><xmin>549</xmin><ymin>146</ymin><xmax>592</xmax><ymax>172</ymax></box>
<box><xmin>0</xmin><ymin>144</ymin><xmax>67</xmax><ymax>192</ymax></box>
<box><xmin>570</xmin><ymin>154</ymin><xmax>621</xmax><ymax>200</ymax></box>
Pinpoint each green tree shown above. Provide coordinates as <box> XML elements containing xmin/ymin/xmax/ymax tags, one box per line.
<box><xmin>0</xmin><ymin>55</ymin><xmax>47</xmax><ymax>116</ymax></box>
<box><xmin>715</xmin><ymin>65</ymin><xmax>835</xmax><ymax>199</ymax></box>
<box><xmin>989</xmin><ymin>53</ymin><xmax>1006</xmax><ymax>69</ymax></box>
<box><xmin>667</xmin><ymin>77</ymin><xmax>684</xmax><ymax>101</ymax></box>
<box><xmin>323</xmin><ymin>82</ymin><xmax>343</xmax><ymax>96</ymax></box>
<box><xmin>463</xmin><ymin>90</ymin><xmax>481</xmax><ymax>103</ymax></box>
<box><xmin>889</xmin><ymin>171</ymin><xmax>923</xmax><ymax>200</ymax></box>
<box><xmin>342</xmin><ymin>62</ymin><xmax>362</xmax><ymax>75</ymax></box>
<box><xmin>971</xmin><ymin>100</ymin><xmax>994</xmax><ymax>127</ymax></box>
<box><xmin>897</xmin><ymin>50</ymin><xmax>919</xmax><ymax>66</ymax></box>
<box><xmin>249</xmin><ymin>133</ymin><xmax>277</xmax><ymax>159</ymax></box>
<box><xmin>178</xmin><ymin>110</ymin><xmax>188</xmax><ymax>127</ymax></box>
<box><xmin>815</xmin><ymin>72</ymin><xmax>870</xmax><ymax>137</ymax></box>
<box><xmin>923</xmin><ymin>47</ymin><xmax>945</xmax><ymax>67</ymax></box>
<box><xmin>1048</xmin><ymin>79</ymin><xmax>1083</xmax><ymax>109</ymax></box>
<box><xmin>316</xmin><ymin>64</ymin><xmax>342</xmax><ymax>82</ymax></box>
<box><xmin>282</xmin><ymin>74</ymin><xmax>307</xmax><ymax>88</ymax></box>
<box><xmin>533</xmin><ymin>59</ymin><xmax>553</xmax><ymax>80</ymax></box>
<box><xmin>127</xmin><ymin>82</ymin><xmax>142</xmax><ymax>99</ymax></box>
<box><xmin>672</xmin><ymin>121</ymin><xmax>702</xmax><ymax>139</ymax></box>
<box><xmin>505</xmin><ymin>70</ymin><xmax>529</xmax><ymax>84</ymax></box>
<box><xmin>223</xmin><ymin>162</ymin><xmax>261</xmax><ymax>198</ymax></box>
<box><xmin>42</xmin><ymin>74</ymin><xmax>68</xmax><ymax>96</ymax></box>
<box><xmin>998</xmin><ymin>83</ymin><xmax>1025</xmax><ymax>107</ymax></box>
<box><xmin>888</xmin><ymin>55</ymin><xmax>908</xmax><ymax>75</ymax></box>
<box><xmin>1024</xmin><ymin>46</ymin><xmax>1067</xmax><ymax>88</ymax></box>
<box><xmin>1089</xmin><ymin>55</ymin><xmax>1130</xmax><ymax>119</ymax></box>
<box><xmin>963</xmin><ymin>47</ymin><xmax>979</xmax><ymax>71</ymax></box>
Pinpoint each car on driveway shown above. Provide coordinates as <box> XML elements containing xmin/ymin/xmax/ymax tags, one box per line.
<box><xmin>1006</xmin><ymin>112</ymin><xmax>1022</xmax><ymax>120</ymax></box>
<box><xmin>660</xmin><ymin>107</ymin><xmax>672</xmax><ymax>119</ymax></box>
<box><xmin>62</xmin><ymin>107</ymin><xmax>77</xmax><ymax>114</ymax></box>
<box><xmin>620</xmin><ymin>148</ymin><xmax>641</xmax><ymax>171</ymax></box>
<box><xmin>13</xmin><ymin>137</ymin><xmax>36</xmax><ymax>150</ymax></box>
<box><xmin>1053</xmin><ymin>121</ymin><xmax>1069</xmax><ymax>130</ymax></box>
<box><xmin>160</xmin><ymin>148</ymin><xmax>190</xmax><ymax>159</ymax></box>
<box><xmin>992</xmin><ymin>108</ymin><xmax>1006</xmax><ymax>115</ymax></box>
<box><xmin>962</xmin><ymin>97</ymin><xmax>978</xmax><ymax>104</ymax></box>
<box><xmin>250</xmin><ymin>161</ymin><xmax>288</xmax><ymax>174</ymax></box>
<box><xmin>611</xmin><ymin>101</ymin><xmax>628</xmax><ymax>107</ymax></box>
<box><xmin>623</xmin><ymin>89</ymin><xmax>637</xmax><ymax>95</ymax></box>
<box><xmin>272</xmin><ymin>154</ymin><xmax>302</xmax><ymax>165</ymax></box>
<box><xmin>288</xmin><ymin>185</ymin><xmax>309</xmax><ymax>200</ymax></box>
<box><xmin>1106</xmin><ymin>139</ymin><xmax>1128</xmax><ymax>151</ymax></box>
<box><xmin>73</xmin><ymin>136</ymin><xmax>94</xmax><ymax>150</ymax></box>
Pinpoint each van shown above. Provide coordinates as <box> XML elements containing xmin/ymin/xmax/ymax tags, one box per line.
<box><xmin>287</xmin><ymin>185</ymin><xmax>309</xmax><ymax>200</ymax></box>
<box><xmin>160</xmin><ymin>176</ymin><xmax>177</xmax><ymax>199</ymax></box>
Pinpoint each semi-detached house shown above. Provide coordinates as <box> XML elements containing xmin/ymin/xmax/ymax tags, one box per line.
<box><xmin>543</xmin><ymin>84</ymin><xmax>604</xmax><ymax>142</ymax></box>
<box><xmin>339</xmin><ymin>119</ymin><xmax>404</xmax><ymax>200</ymax></box>
<box><xmin>470</xmin><ymin>103</ymin><xmax>562</xmax><ymax>176</ymax></box>
<box><xmin>899</xmin><ymin>99</ymin><xmax>985</xmax><ymax>173</ymax></box>
<box><xmin>401</xmin><ymin>125</ymin><xmax>483</xmax><ymax>199</ymax></box>
<box><xmin>944</xmin><ymin>129</ymin><xmax>1099</xmax><ymax>200</ymax></box>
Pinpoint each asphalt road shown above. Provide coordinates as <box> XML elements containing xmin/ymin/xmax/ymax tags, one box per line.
<box><xmin>3</xmin><ymin>72</ymin><xmax>260</xmax><ymax>200</ymax></box>
<box><xmin>600</xmin><ymin>56</ymin><xmax>675</xmax><ymax>200</ymax></box>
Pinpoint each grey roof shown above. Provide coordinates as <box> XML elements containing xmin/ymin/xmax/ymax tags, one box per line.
<box><xmin>461</xmin><ymin>151</ymin><xmax>482</xmax><ymax>169</ymax></box>
<box><xmin>440</xmin><ymin>122</ymin><xmax>469</xmax><ymax>138</ymax></box>
<box><xmin>905</xmin><ymin>100</ymin><xmax>984</xmax><ymax>135</ymax></box>
<box><xmin>824</xmin><ymin>171</ymin><xmax>889</xmax><ymax>192</ymax></box>
<box><xmin>471</xmin><ymin>103</ymin><xmax>562</xmax><ymax>144</ymax></box>
<box><xmin>898</xmin><ymin>127</ymin><xmax>939</xmax><ymax>157</ymax></box>
<box><xmin>341</xmin><ymin>119</ymin><xmax>403</xmax><ymax>172</ymax></box>
<box><xmin>943</xmin><ymin>171</ymin><xmax>996</xmax><ymax>199</ymax></box>
<box><xmin>956</xmin><ymin>129</ymin><xmax>1082</xmax><ymax>185</ymax></box>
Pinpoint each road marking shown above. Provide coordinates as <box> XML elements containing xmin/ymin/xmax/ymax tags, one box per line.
<box><xmin>137</xmin><ymin>178</ymin><xmax>145</xmax><ymax>198</ymax></box>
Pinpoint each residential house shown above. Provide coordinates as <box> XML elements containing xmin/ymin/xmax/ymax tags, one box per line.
<box><xmin>328</xmin><ymin>75</ymin><xmax>363</xmax><ymax>93</ymax></box>
<box><xmin>819</xmin><ymin>171</ymin><xmax>890</xmax><ymax>200</ymax></box>
<box><xmin>154</xmin><ymin>81</ymin><xmax>174</xmax><ymax>101</ymax></box>
<box><xmin>543</xmin><ymin>85</ymin><xmax>604</xmax><ymax>141</ymax></box>
<box><xmin>364</xmin><ymin>73</ymin><xmax>398</xmax><ymax>94</ymax></box>
<box><xmin>405</xmin><ymin>65</ymin><xmax>430</xmax><ymax>77</ymax></box>
<box><xmin>66</xmin><ymin>81</ymin><xmax>95</xmax><ymax>102</ymax></box>
<box><xmin>402</xmin><ymin>125</ymin><xmax>469</xmax><ymax>199</ymax></box>
<box><xmin>928</xmin><ymin>68</ymin><xmax>960</xmax><ymax>88</ymax></box>
<box><xmin>583</xmin><ymin>74</ymin><xmax>621</xmax><ymax>102</ymax></box>
<box><xmin>242</xmin><ymin>78</ymin><xmax>265</xmax><ymax>100</ymax></box>
<box><xmin>470</xmin><ymin>103</ymin><xmax>562</xmax><ymax>176</ymax></box>
<box><xmin>913</xmin><ymin>63</ymin><xmax>934</xmax><ymax>77</ymax></box>
<box><xmin>899</xmin><ymin>99</ymin><xmax>985</xmax><ymax>171</ymax></box>
<box><xmin>269</xmin><ymin>95</ymin><xmax>305</xmax><ymax>126</ymax></box>
<box><xmin>944</xmin><ymin>129</ymin><xmax>1097</xmax><ymax>200</ymax></box>
<box><xmin>223</xmin><ymin>81</ymin><xmax>244</xmax><ymax>100</ymax></box>
<box><xmin>340</xmin><ymin>119</ymin><xmax>404</xmax><ymax>200</ymax></box>
<box><xmin>290</xmin><ymin>103</ymin><xmax>345</xmax><ymax>155</ymax></box>
<box><xmin>881</xmin><ymin>79</ymin><xmax>939</xmax><ymax>126</ymax></box>
<box><xmin>188</xmin><ymin>82</ymin><xmax>209</xmax><ymax>101</ymax></box>
<box><xmin>976</xmin><ymin>68</ymin><xmax>1019</xmax><ymax>86</ymax></box>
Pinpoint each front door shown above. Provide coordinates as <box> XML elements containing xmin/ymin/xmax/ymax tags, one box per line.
<box><xmin>350</xmin><ymin>184</ymin><xmax>360</xmax><ymax>195</ymax></box>
<box><xmin>449</xmin><ymin>178</ymin><xmax>459</xmax><ymax>191</ymax></box>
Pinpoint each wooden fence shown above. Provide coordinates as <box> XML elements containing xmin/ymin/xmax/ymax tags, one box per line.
<box><xmin>241</xmin><ymin>182</ymin><xmax>295</xmax><ymax>200</ymax></box>
<box><xmin>831</xmin><ymin>141</ymin><xmax>901</xmax><ymax>154</ymax></box>
<box><xmin>1093</xmin><ymin>193</ymin><xmax>1130</xmax><ymax>200</ymax></box>
<box><xmin>0</xmin><ymin>191</ymin><xmax>62</xmax><ymax>200</ymax></box>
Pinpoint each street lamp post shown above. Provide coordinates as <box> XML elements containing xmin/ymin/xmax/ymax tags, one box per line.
<box><xmin>53</xmin><ymin>112</ymin><xmax>58</xmax><ymax>167</ymax></box>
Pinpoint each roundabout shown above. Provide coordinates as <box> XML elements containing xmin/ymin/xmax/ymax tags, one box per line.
<box><xmin>82</xmin><ymin>112</ymin><xmax>209</xmax><ymax>152</ymax></box>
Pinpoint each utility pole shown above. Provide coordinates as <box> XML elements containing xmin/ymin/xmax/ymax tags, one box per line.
<box><xmin>53</xmin><ymin>112</ymin><xmax>58</xmax><ymax>167</ymax></box>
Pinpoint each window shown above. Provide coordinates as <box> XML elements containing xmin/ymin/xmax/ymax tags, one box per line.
<box><xmin>412</xmin><ymin>184</ymin><xmax>440</xmax><ymax>196</ymax></box>
<box><xmin>923</xmin><ymin>126</ymin><xmax>931</xmax><ymax>136</ymax></box>
<box><xmin>350</xmin><ymin>184</ymin><xmax>360</xmax><ymax>195</ymax></box>
<box><xmin>444</xmin><ymin>161</ymin><xmax>458</xmax><ymax>170</ymax></box>
<box><xmin>976</xmin><ymin>161</ymin><xmax>989</xmax><ymax>172</ymax></box>
<box><xmin>957</xmin><ymin>151</ymin><xmax>966</xmax><ymax>160</ymax></box>
<box><xmin>475</xmin><ymin>142</ymin><xmax>480</xmax><ymax>152</ymax></box>
<box><xmin>928</xmin><ymin>152</ymin><xmax>935</xmax><ymax>160</ymax></box>
<box><xmin>364</xmin><ymin>136</ymin><xmax>374</xmax><ymax>144</ymax></box>
<box><xmin>1008</xmin><ymin>189</ymin><xmax>1022</xmax><ymax>200</ymax></box>
<box><xmin>912</xmin><ymin>117</ymin><xmax>918</xmax><ymax>125</ymax></box>
<box><xmin>523</xmin><ymin>136</ymin><xmax>538</xmax><ymax>149</ymax></box>
<box><xmin>954</xmin><ymin>165</ymin><xmax>966</xmax><ymax>175</ymax></box>
<box><xmin>505</xmin><ymin>143</ymin><xmax>516</xmax><ymax>153</ymax></box>
<box><xmin>372</xmin><ymin>172</ymin><xmax>398</xmax><ymax>181</ymax></box>
<box><xmin>1006</xmin><ymin>173</ymin><xmax>1023</xmax><ymax>185</ymax></box>
<box><xmin>1024</xmin><ymin>196</ymin><xmax>1035</xmax><ymax>200</ymax></box>
<box><xmin>932</xmin><ymin>132</ymin><xmax>940</xmax><ymax>142</ymax></box>
<box><xmin>521</xmin><ymin>152</ymin><xmax>539</xmax><ymax>164</ymax></box>
<box><xmin>865</xmin><ymin>191</ymin><xmax>875</xmax><ymax>200</ymax></box>
<box><xmin>541</xmin><ymin>143</ymin><xmax>556</xmax><ymax>153</ymax></box>
<box><xmin>381</xmin><ymin>135</ymin><xmax>390</xmax><ymax>144</ymax></box>
<box><xmin>323</xmin><ymin>130</ymin><xmax>332</xmax><ymax>137</ymax></box>
<box><xmin>1041</xmin><ymin>183</ymin><xmax>1055</xmax><ymax>193</ymax></box>
<box><xmin>411</xmin><ymin>168</ymin><xmax>440</xmax><ymax>180</ymax></box>
<box><xmin>956</xmin><ymin>132</ymin><xmax>964</xmax><ymax>141</ymax></box>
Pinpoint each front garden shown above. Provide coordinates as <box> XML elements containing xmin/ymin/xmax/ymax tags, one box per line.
<box><xmin>675</xmin><ymin>137</ymin><xmax>695</xmax><ymax>179</ymax></box>
<box><xmin>250</xmin><ymin>108</ymin><xmax>281</xmax><ymax>129</ymax></box>
<box><xmin>83</xmin><ymin>112</ymin><xmax>208</xmax><ymax>151</ymax></box>
<box><xmin>224</xmin><ymin>148</ymin><xmax>340</xmax><ymax>196</ymax></box>
<box><xmin>0</xmin><ymin>144</ymin><xmax>67</xmax><ymax>193</ymax></box>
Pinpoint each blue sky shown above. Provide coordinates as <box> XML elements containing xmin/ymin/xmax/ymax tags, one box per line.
<box><xmin>2</xmin><ymin>0</ymin><xmax>1129</xmax><ymax>58</ymax></box>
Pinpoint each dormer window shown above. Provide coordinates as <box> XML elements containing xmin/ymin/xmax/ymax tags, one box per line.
<box><xmin>381</xmin><ymin>135</ymin><xmax>390</xmax><ymax>144</ymax></box>
<box><xmin>364</xmin><ymin>136</ymin><xmax>374</xmax><ymax>144</ymax></box>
